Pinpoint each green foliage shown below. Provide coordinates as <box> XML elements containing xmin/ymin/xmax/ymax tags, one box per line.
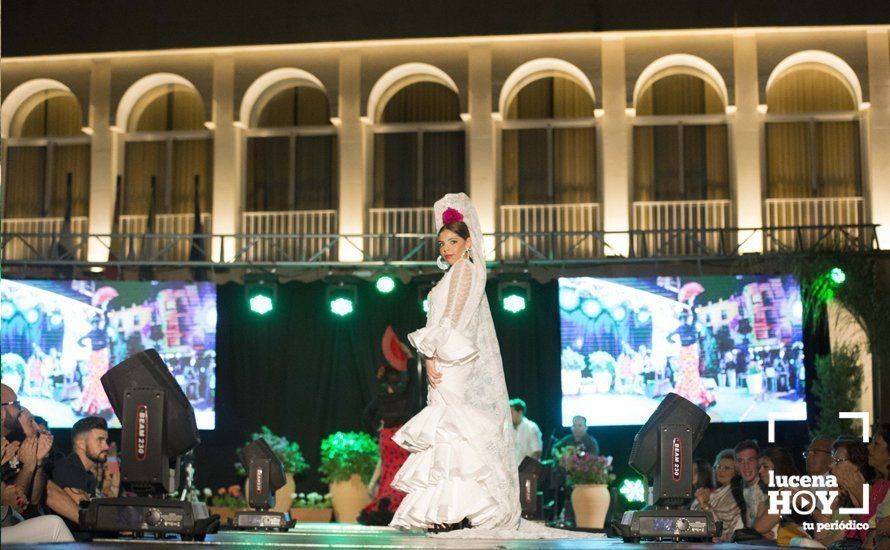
<box><xmin>291</xmin><ymin>492</ymin><xmax>332</xmax><ymax>509</ymax></box>
<box><xmin>318</xmin><ymin>431</ymin><xmax>379</xmax><ymax>484</ymax></box>
<box><xmin>812</xmin><ymin>345</ymin><xmax>864</xmax><ymax>438</ymax></box>
<box><xmin>236</xmin><ymin>426</ymin><xmax>309</xmax><ymax>476</ymax></box>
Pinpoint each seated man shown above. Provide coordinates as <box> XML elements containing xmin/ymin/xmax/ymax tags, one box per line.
<box><xmin>510</xmin><ymin>398</ymin><xmax>542</xmax><ymax>465</ymax></box>
<box><xmin>553</xmin><ymin>415</ymin><xmax>600</xmax><ymax>456</ymax></box>
<box><xmin>52</xmin><ymin>416</ymin><xmax>118</xmax><ymax>500</ymax></box>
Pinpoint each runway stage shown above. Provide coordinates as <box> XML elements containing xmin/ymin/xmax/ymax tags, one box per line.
<box><xmin>4</xmin><ymin>522</ymin><xmax>759</xmax><ymax>549</ymax></box>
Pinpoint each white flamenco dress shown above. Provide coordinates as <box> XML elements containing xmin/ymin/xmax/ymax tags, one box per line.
<box><xmin>390</xmin><ymin>193</ymin><xmax>595</xmax><ymax>540</ymax></box>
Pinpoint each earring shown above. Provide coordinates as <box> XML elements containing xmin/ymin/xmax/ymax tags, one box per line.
<box><xmin>462</xmin><ymin>248</ymin><xmax>470</xmax><ymax>260</ymax></box>
<box><xmin>436</xmin><ymin>255</ymin><xmax>450</xmax><ymax>271</ymax></box>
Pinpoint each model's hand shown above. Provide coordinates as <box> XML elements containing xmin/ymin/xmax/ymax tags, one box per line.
<box><xmin>2</xmin><ymin>483</ymin><xmax>29</xmax><ymax>513</ymax></box>
<box><xmin>426</xmin><ymin>357</ymin><xmax>442</xmax><ymax>389</ymax></box>
<box><xmin>17</xmin><ymin>436</ymin><xmax>38</xmax><ymax>468</ymax></box>
<box><xmin>36</xmin><ymin>433</ymin><xmax>54</xmax><ymax>461</ymax></box>
<box><xmin>1</xmin><ymin>438</ymin><xmax>20</xmax><ymax>466</ymax></box>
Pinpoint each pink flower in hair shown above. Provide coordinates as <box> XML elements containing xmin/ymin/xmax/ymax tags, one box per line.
<box><xmin>442</xmin><ymin>207</ymin><xmax>464</xmax><ymax>225</ymax></box>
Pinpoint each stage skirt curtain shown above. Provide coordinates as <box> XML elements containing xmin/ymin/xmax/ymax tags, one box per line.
<box><xmin>633</xmin><ymin>74</ymin><xmax>728</xmax><ymax>202</ymax></box>
<box><xmin>765</xmin><ymin>68</ymin><xmax>861</xmax><ymax>201</ymax></box>
<box><xmin>373</xmin><ymin>82</ymin><xmax>464</xmax><ymax>208</ymax></box>
<box><xmin>502</xmin><ymin>77</ymin><xmax>596</xmax><ymax>205</ymax></box>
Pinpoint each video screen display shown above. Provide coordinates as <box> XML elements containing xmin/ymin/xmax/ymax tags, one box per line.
<box><xmin>559</xmin><ymin>275</ymin><xmax>806</xmax><ymax>426</ymax></box>
<box><xmin>1</xmin><ymin>279</ymin><xmax>217</xmax><ymax>429</ymax></box>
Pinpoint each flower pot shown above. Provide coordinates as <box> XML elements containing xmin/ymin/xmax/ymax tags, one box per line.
<box><xmin>571</xmin><ymin>484</ymin><xmax>610</xmax><ymax>529</ymax></box>
<box><xmin>592</xmin><ymin>371</ymin><xmax>613</xmax><ymax>393</ymax></box>
<box><xmin>746</xmin><ymin>373</ymin><xmax>763</xmax><ymax>395</ymax></box>
<box><xmin>329</xmin><ymin>474</ymin><xmax>371</xmax><ymax>523</ymax></box>
<box><xmin>562</xmin><ymin>370</ymin><xmax>582</xmax><ymax>395</ymax></box>
<box><xmin>290</xmin><ymin>507</ymin><xmax>333</xmax><ymax>523</ymax></box>
<box><xmin>272</xmin><ymin>472</ymin><xmax>296</xmax><ymax>513</ymax></box>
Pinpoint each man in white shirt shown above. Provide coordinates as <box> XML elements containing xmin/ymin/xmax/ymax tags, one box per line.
<box><xmin>510</xmin><ymin>398</ymin><xmax>542</xmax><ymax>465</ymax></box>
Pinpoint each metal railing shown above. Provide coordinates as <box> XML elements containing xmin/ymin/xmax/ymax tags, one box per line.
<box><xmin>1</xmin><ymin>224</ymin><xmax>879</xmax><ymax>269</ymax></box>
<box><xmin>1</xmin><ymin>217</ymin><xmax>90</xmax><ymax>261</ymax></box>
<box><xmin>499</xmin><ymin>203</ymin><xmax>601</xmax><ymax>260</ymax></box>
<box><xmin>764</xmin><ymin>197</ymin><xmax>865</xmax><ymax>252</ymax></box>
<box><xmin>367</xmin><ymin>207</ymin><xmax>437</xmax><ymax>261</ymax></box>
<box><xmin>632</xmin><ymin>200</ymin><xmax>733</xmax><ymax>257</ymax></box>
<box><xmin>240</xmin><ymin>210</ymin><xmax>337</xmax><ymax>262</ymax></box>
<box><xmin>115</xmin><ymin>214</ymin><xmax>213</xmax><ymax>261</ymax></box>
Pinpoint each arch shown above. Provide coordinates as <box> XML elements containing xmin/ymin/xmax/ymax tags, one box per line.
<box><xmin>633</xmin><ymin>54</ymin><xmax>729</xmax><ymax>110</ymax></box>
<box><xmin>1</xmin><ymin>79</ymin><xmax>77</xmax><ymax>138</ymax></box>
<box><xmin>367</xmin><ymin>63</ymin><xmax>459</xmax><ymax>124</ymax></box>
<box><xmin>766</xmin><ymin>50</ymin><xmax>863</xmax><ymax>108</ymax></box>
<box><xmin>115</xmin><ymin>73</ymin><xmax>202</xmax><ymax>131</ymax></box>
<box><xmin>499</xmin><ymin>58</ymin><xmax>595</xmax><ymax>116</ymax></box>
<box><xmin>239</xmin><ymin>68</ymin><xmax>328</xmax><ymax>128</ymax></box>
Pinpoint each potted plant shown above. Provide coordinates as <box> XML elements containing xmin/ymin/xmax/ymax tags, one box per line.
<box><xmin>290</xmin><ymin>491</ymin><xmax>333</xmax><ymax>523</ymax></box>
<box><xmin>557</xmin><ymin>447</ymin><xmax>615</xmax><ymax>528</ymax></box>
<box><xmin>561</xmin><ymin>347</ymin><xmax>585</xmax><ymax>395</ymax></box>
<box><xmin>205</xmin><ymin>485</ymin><xmax>248</xmax><ymax>525</ymax></box>
<box><xmin>318</xmin><ymin>431</ymin><xmax>378</xmax><ymax>523</ymax></box>
<box><xmin>237</xmin><ymin>426</ymin><xmax>310</xmax><ymax>513</ymax></box>
<box><xmin>588</xmin><ymin>351</ymin><xmax>616</xmax><ymax>393</ymax></box>
<box><xmin>745</xmin><ymin>363</ymin><xmax>764</xmax><ymax>396</ymax></box>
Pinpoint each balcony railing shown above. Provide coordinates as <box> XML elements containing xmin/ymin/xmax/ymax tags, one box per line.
<box><xmin>499</xmin><ymin>203</ymin><xmax>602</xmax><ymax>260</ymax></box>
<box><xmin>1</xmin><ymin>217</ymin><xmax>89</xmax><ymax>261</ymax></box>
<box><xmin>764</xmin><ymin>197</ymin><xmax>865</xmax><ymax>252</ymax></box>
<box><xmin>367</xmin><ymin>207</ymin><xmax>437</xmax><ymax>262</ymax></box>
<box><xmin>115</xmin><ymin>213</ymin><xmax>213</xmax><ymax>261</ymax></box>
<box><xmin>632</xmin><ymin>200</ymin><xmax>733</xmax><ymax>257</ymax></box>
<box><xmin>240</xmin><ymin>210</ymin><xmax>338</xmax><ymax>262</ymax></box>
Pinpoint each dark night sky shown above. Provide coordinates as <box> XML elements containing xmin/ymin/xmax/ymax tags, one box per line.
<box><xmin>2</xmin><ymin>0</ymin><xmax>889</xmax><ymax>57</ymax></box>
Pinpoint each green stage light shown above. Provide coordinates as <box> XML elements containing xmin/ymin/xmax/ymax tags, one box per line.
<box><xmin>249</xmin><ymin>294</ymin><xmax>274</xmax><ymax>315</ymax></box>
<box><xmin>619</xmin><ymin>478</ymin><xmax>646</xmax><ymax>504</ymax></box>
<box><xmin>503</xmin><ymin>294</ymin><xmax>527</xmax><ymax>314</ymax></box>
<box><xmin>830</xmin><ymin>267</ymin><xmax>846</xmax><ymax>285</ymax></box>
<box><xmin>376</xmin><ymin>275</ymin><xmax>396</xmax><ymax>294</ymax></box>
<box><xmin>330</xmin><ymin>297</ymin><xmax>354</xmax><ymax>317</ymax></box>
<box><xmin>422</xmin><ymin>298</ymin><xmax>430</xmax><ymax>314</ymax></box>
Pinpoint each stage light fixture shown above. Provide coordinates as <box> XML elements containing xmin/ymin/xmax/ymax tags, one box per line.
<box><xmin>829</xmin><ymin>267</ymin><xmax>846</xmax><ymax>285</ymax></box>
<box><xmin>245</xmin><ymin>275</ymin><xmax>277</xmax><ymax>316</ymax></box>
<box><xmin>326</xmin><ymin>283</ymin><xmax>357</xmax><ymax>317</ymax></box>
<box><xmin>498</xmin><ymin>281</ymin><xmax>530</xmax><ymax>314</ymax></box>
<box><xmin>422</xmin><ymin>298</ymin><xmax>430</xmax><ymax>314</ymax></box>
<box><xmin>376</xmin><ymin>275</ymin><xmax>396</xmax><ymax>294</ymax></box>
<box><xmin>619</xmin><ymin>478</ymin><xmax>646</xmax><ymax>503</ymax></box>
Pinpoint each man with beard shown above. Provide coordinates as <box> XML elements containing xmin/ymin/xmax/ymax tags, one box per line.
<box><xmin>51</xmin><ymin>417</ymin><xmax>118</xmax><ymax>499</ymax></box>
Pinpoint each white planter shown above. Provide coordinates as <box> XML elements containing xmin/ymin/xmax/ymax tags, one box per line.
<box><xmin>747</xmin><ymin>373</ymin><xmax>763</xmax><ymax>395</ymax></box>
<box><xmin>562</xmin><ymin>370</ymin><xmax>582</xmax><ymax>395</ymax></box>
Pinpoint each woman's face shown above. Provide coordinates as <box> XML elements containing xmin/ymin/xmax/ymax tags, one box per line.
<box><xmin>868</xmin><ymin>433</ymin><xmax>889</xmax><ymax>471</ymax></box>
<box><xmin>758</xmin><ymin>456</ymin><xmax>775</xmax><ymax>485</ymax></box>
<box><xmin>715</xmin><ymin>457</ymin><xmax>736</xmax><ymax>487</ymax></box>
<box><xmin>437</xmin><ymin>229</ymin><xmax>472</xmax><ymax>266</ymax></box>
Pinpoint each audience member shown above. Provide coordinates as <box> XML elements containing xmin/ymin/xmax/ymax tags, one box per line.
<box><xmin>510</xmin><ymin>398</ymin><xmax>543</xmax><ymax>464</ymax></box>
<box><xmin>553</xmin><ymin>415</ymin><xmax>600</xmax><ymax>456</ymax></box>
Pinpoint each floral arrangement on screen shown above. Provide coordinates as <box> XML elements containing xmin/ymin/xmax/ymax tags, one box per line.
<box><xmin>235</xmin><ymin>426</ymin><xmax>310</xmax><ymax>476</ymax></box>
<box><xmin>318</xmin><ymin>431</ymin><xmax>379</xmax><ymax>484</ymax></box>
<box><xmin>204</xmin><ymin>485</ymin><xmax>247</xmax><ymax>508</ymax></box>
<box><xmin>291</xmin><ymin>491</ymin><xmax>332</xmax><ymax>509</ymax></box>
<box><xmin>556</xmin><ymin>447</ymin><xmax>616</xmax><ymax>486</ymax></box>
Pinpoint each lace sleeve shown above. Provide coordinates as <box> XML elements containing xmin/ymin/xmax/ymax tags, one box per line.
<box><xmin>440</xmin><ymin>259</ymin><xmax>473</xmax><ymax>329</ymax></box>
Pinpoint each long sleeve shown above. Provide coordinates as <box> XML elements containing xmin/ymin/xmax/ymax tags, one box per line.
<box><xmin>408</xmin><ymin>259</ymin><xmax>479</xmax><ymax>365</ymax></box>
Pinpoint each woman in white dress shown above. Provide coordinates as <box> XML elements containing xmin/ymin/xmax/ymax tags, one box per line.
<box><xmin>390</xmin><ymin>193</ymin><xmax>521</xmax><ymax>532</ymax></box>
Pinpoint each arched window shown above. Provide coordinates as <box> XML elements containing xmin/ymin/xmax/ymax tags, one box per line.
<box><xmin>633</xmin><ymin>73</ymin><xmax>729</xmax><ymax>202</ymax></box>
<box><xmin>765</xmin><ymin>66</ymin><xmax>861</xmax><ymax>200</ymax></box>
<box><xmin>502</xmin><ymin>76</ymin><xmax>596</xmax><ymax>205</ymax></box>
<box><xmin>122</xmin><ymin>85</ymin><xmax>212</xmax><ymax>217</ymax></box>
<box><xmin>3</xmin><ymin>90</ymin><xmax>90</xmax><ymax>220</ymax></box>
<box><xmin>245</xmin><ymin>85</ymin><xmax>336</xmax><ymax>212</ymax></box>
<box><xmin>372</xmin><ymin>81</ymin><xmax>465</xmax><ymax>208</ymax></box>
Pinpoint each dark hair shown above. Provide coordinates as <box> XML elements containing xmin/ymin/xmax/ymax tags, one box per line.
<box><xmin>72</xmin><ymin>416</ymin><xmax>108</xmax><ymax>440</ymax></box>
<box><xmin>762</xmin><ymin>447</ymin><xmax>798</xmax><ymax>479</ymax></box>
<box><xmin>33</xmin><ymin>416</ymin><xmax>48</xmax><ymax>428</ymax></box>
<box><xmin>734</xmin><ymin>439</ymin><xmax>761</xmax><ymax>457</ymax></box>
<box><xmin>509</xmin><ymin>398</ymin><xmax>527</xmax><ymax>414</ymax></box>
<box><xmin>834</xmin><ymin>437</ymin><xmax>877</xmax><ymax>483</ymax></box>
<box><xmin>693</xmin><ymin>458</ymin><xmax>714</xmax><ymax>491</ymax></box>
<box><xmin>729</xmin><ymin>475</ymin><xmax>749</xmax><ymax>526</ymax></box>
<box><xmin>438</xmin><ymin>221</ymin><xmax>470</xmax><ymax>241</ymax></box>
<box><xmin>875</xmin><ymin>422</ymin><xmax>890</xmax><ymax>447</ymax></box>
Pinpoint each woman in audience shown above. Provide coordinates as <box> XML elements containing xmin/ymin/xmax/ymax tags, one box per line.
<box><xmin>692</xmin><ymin>449</ymin><xmax>744</xmax><ymax>541</ymax></box>
<box><xmin>752</xmin><ymin>446</ymin><xmax>800</xmax><ymax>539</ymax></box>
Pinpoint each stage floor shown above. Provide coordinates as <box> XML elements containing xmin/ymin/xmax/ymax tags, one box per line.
<box><xmin>4</xmin><ymin>522</ymin><xmax>756</xmax><ymax>549</ymax></box>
